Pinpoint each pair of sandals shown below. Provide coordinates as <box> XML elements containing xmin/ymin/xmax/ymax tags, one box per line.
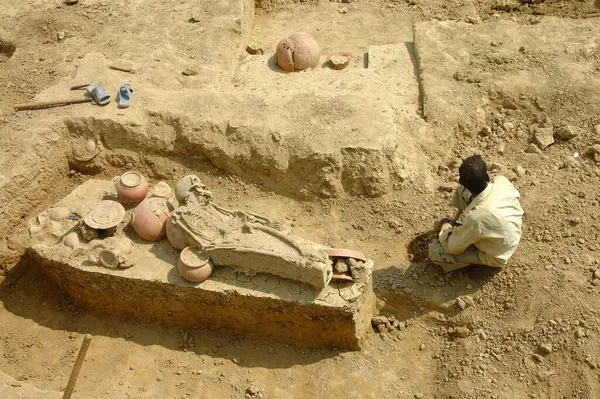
<box><xmin>86</xmin><ymin>84</ymin><xmax>134</xmax><ymax>109</ymax></box>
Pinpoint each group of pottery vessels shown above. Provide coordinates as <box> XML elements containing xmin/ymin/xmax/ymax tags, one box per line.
<box><xmin>274</xmin><ymin>31</ymin><xmax>352</xmax><ymax>72</ymax></box>
<box><xmin>40</xmin><ymin>170</ymin><xmax>368</xmax><ymax>288</ymax></box>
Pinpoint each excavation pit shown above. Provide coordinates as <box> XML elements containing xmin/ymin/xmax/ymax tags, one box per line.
<box><xmin>28</xmin><ymin>179</ymin><xmax>375</xmax><ymax>350</ymax></box>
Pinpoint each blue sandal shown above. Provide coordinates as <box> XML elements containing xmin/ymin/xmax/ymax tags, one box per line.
<box><xmin>117</xmin><ymin>84</ymin><xmax>134</xmax><ymax>108</ymax></box>
<box><xmin>85</xmin><ymin>84</ymin><xmax>111</xmax><ymax>106</ymax></box>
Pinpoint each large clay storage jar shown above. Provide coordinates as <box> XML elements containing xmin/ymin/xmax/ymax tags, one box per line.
<box><xmin>178</xmin><ymin>247</ymin><xmax>214</xmax><ymax>283</ymax></box>
<box><xmin>116</xmin><ymin>171</ymin><xmax>149</xmax><ymax>204</ymax></box>
<box><xmin>276</xmin><ymin>32</ymin><xmax>320</xmax><ymax>72</ymax></box>
<box><xmin>166</xmin><ymin>218</ymin><xmax>189</xmax><ymax>250</ymax></box>
<box><xmin>131</xmin><ymin>197</ymin><xmax>174</xmax><ymax>241</ymax></box>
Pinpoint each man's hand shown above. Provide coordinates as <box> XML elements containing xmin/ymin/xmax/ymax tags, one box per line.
<box><xmin>440</xmin><ymin>222</ymin><xmax>453</xmax><ymax>232</ymax></box>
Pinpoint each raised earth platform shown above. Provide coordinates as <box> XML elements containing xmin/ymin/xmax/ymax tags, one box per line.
<box><xmin>28</xmin><ymin>179</ymin><xmax>375</xmax><ymax>350</ymax></box>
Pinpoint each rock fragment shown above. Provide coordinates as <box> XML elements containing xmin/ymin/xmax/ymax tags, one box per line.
<box><xmin>537</xmin><ymin>343</ymin><xmax>552</xmax><ymax>356</ymax></box>
<box><xmin>182</xmin><ymin>68</ymin><xmax>198</xmax><ymax>76</ymax></box>
<box><xmin>454</xmin><ymin>326</ymin><xmax>470</xmax><ymax>338</ymax></box>
<box><xmin>534</xmin><ymin>127</ymin><xmax>554</xmax><ymax>149</ymax></box>
<box><xmin>553</xmin><ymin>125</ymin><xmax>579</xmax><ymax>140</ymax></box>
<box><xmin>525</xmin><ymin>143</ymin><xmax>542</xmax><ymax>154</ymax></box>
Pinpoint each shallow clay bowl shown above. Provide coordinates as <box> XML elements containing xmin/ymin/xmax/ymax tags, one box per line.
<box><xmin>327</xmin><ymin>51</ymin><xmax>352</xmax><ymax>70</ymax></box>
<box><xmin>83</xmin><ymin>200</ymin><xmax>126</xmax><ymax>230</ymax></box>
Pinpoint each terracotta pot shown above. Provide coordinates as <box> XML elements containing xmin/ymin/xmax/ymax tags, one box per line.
<box><xmin>178</xmin><ymin>247</ymin><xmax>214</xmax><ymax>283</ymax></box>
<box><xmin>327</xmin><ymin>51</ymin><xmax>352</xmax><ymax>70</ymax></box>
<box><xmin>116</xmin><ymin>171</ymin><xmax>149</xmax><ymax>204</ymax></box>
<box><xmin>166</xmin><ymin>218</ymin><xmax>189</xmax><ymax>250</ymax></box>
<box><xmin>131</xmin><ymin>198</ymin><xmax>174</xmax><ymax>241</ymax></box>
<box><xmin>276</xmin><ymin>32</ymin><xmax>320</xmax><ymax>72</ymax></box>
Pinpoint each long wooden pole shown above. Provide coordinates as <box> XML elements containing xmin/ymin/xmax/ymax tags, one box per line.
<box><xmin>62</xmin><ymin>334</ymin><xmax>92</xmax><ymax>399</ymax></box>
<box><xmin>14</xmin><ymin>97</ymin><xmax>92</xmax><ymax>111</ymax></box>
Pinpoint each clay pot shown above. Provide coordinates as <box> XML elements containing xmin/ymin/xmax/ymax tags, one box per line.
<box><xmin>327</xmin><ymin>51</ymin><xmax>352</xmax><ymax>70</ymax></box>
<box><xmin>116</xmin><ymin>171</ymin><xmax>149</xmax><ymax>204</ymax></box>
<box><xmin>63</xmin><ymin>232</ymin><xmax>82</xmax><ymax>249</ymax></box>
<box><xmin>73</xmin><ymin>138</ymin><xmax>98</xmax><ymax>162</ymax></box>
<box><xmin>131</xmin><ymin>198</ymin><xmax>174</xmax><ymax>241</ymax></box>
<box><xmin>97</xmin><ymin>237</ymin><xmax>132</xmax><ymax>269</ymax></box>
<box><xmin>178</xmin><ymin>247</ymin><xmax>214</xmax><ymax>283</ymax></box>
<box><xmin>166</xmin><ymin>218</ymin><xmax>189</xmax><ymax>250</ymax></box>
<box><xmin>276</xmin><ymin>32</ymin><xmax>320</xmax><ymax>72</ymax></box>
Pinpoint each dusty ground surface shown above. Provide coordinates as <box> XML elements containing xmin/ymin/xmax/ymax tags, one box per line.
<box><xmin>1</xmin><ymin>0</ymin><xmax>600</xmax><ymax>398</ymax></box>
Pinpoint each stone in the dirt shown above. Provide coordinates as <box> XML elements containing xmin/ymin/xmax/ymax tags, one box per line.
<box><xmin>537</xmin><ymin>343</ymin><xmax>552</xmax><ymax>356</ymax></box>
<box><xmin>593</xmin><ymin>269</ymin><xmax>600</xmax><ymax>280</ymax></box>
<box><xmin>514</xmin><ymin>165</ymin><xmax>526</xmax><ymax>177</ymax></box>
<box><xmin>182</xmin><ymin>68</ymin><xmax>198</xmax><ymax>76</ymax></box>
<box><xmin>456</xmin><ymin>295</ymin><xmax>474</xmax><ymax>311</ymax></box>
<box><xmin>189</xmin><ymin>13</ymin><xmax>201</xmax><ymax>23</ymax></box>
<box><xmin>532</xmin><ymin>354</ymin><xmax>544</xmax><ymax>363</ymax></box>
<box><xmin>438</xmin><ymin>182</ymin><xmax>457</xmax><ymax>192</ymax></box>
<box><xmin>454</xmin><ymin>326</ymin><xmax>470</xmax><ymax>338</ymax></box>
<box><xmin>57</xmin><ymin>31</ymin><xmax>66</xmax><ymax>42</ymax></box>
<box><xmin>338</xmin><ymin>7</ymin><xmax>349</xmax><ymax>14</ymax></box>
<box><xmin>64</xmin><ymin>0</ymin><xmax>78</xmax><ymax>4</ymax></box>
<box><xmin>497</xmin><ymin>141</ymin><xmax>505</xmax><ymax>154</ymax></box>
<box><xmin>553</xmin><ymin>125</ymin><xmax>579</xmax><ymax>140</ymax></box>
<box><xmin>534</xmin><ymin>127</ymin><xmax>554</xmax><ymax>149</ymax></box>
<box><xmin>575</xmin><ymin>328</ymin><xmax>586</xmax><ymax>339</ymax></box>
<box><xmin>246</xmin><ymin>386</ymin><xmax>264</xmax><ymax>398</ymax></box>
<box><xmin>525</xmin><ymin>143</ymin><xmax>542</xmax><ymax>154</ymax></box>
<box><xmin>334</xmin><ymin>259</ymin><xmax>349</xmax><ymax>273</ymax></box>
<box><xmin>503</xmin><ymin>122</ymin><xmax>515</xmax><ymax>131</ymax></box>
<box><xmin>586</xmin><ymin>145</ymin><xmax>600</xmax><ymax>161</ymax></box>
<box><xmin>494</xmin><ymin>0</ymin><xmax>519</xmax><ymax>11</ymax></box>
<box><xmin>372</xmin><ymin>316</ymin><xmax>389</xmax><ymax>326</ymax></box>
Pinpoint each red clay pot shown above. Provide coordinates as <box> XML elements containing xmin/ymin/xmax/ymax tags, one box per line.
<box><xmin>178</xmin><ymin>247</ymin><xmax>214</xmax><ymax>283</ymax></box>
<box><xmin>131</xmin><ymin>197</ymin><xmax>174</xmax><ymax>241</ymax></box>
<box><xmin>166</xmin><ymin>218</ymin><xmax>189</xmax><ymax>250</ymax></box>
<box><xmin>116</xmin><ymin>171</ymin><xmax>149</xmax><ymax>204</ymax></box>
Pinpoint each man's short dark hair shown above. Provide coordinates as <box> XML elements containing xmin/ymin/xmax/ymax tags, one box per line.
<box><xmin>459</xmin><ymin>155</ymin><xmax>488</xmax><ymax>194</ymax></box>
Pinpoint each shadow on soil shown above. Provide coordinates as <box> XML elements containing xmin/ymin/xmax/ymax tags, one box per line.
<box><xmin>0</xmin><ymin>257</ymin><xmax>342</xmax><ymax>369</ymax></box>
<box><xmin>372</xmin><ymin>230</ymin><xmax>500</xmax><ymax>322</ymax></box>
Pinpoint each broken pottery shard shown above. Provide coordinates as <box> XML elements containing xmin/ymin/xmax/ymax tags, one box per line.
<box><xmin>168</xmin><ymin>175</ymin><xmax>334</xmax><ymax>289</ymax></box>
<box><xmin>533</xmin><ymin>127</ymin><xmax>554</xmax><ymax>149</ymax></box>
<box><xmin>246</xmin><ymin>42</ymin><xmax>264</xmax><ymax>55</ymax></box>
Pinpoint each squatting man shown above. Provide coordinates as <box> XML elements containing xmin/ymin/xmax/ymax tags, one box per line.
<box><xmin>428</xmin><ymin>155</ymin><xmax>524</xmax><ymax>272</ymax></box>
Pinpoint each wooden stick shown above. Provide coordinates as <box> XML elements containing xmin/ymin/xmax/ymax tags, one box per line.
<box><xmin>62</xmin><ymin>334</ymin><xmax>92</xmax><ymax>399</ymax></box>
<box><xmin>14</xmin><ymin>97</ymin><xmax>92</xmax><ymax>111</ymax></box>
<box><xmin>70</xmin><ymin>83</ymin><xmax>91</xmax><ymax>90</ymax></box>
<box><xmin>109</xmin><ymin>64</ymin><xmax>135</xmax><ymax>74</ymax></box>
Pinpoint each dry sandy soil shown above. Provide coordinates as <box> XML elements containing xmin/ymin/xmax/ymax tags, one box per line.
<box><xmin>1</xmin><ymin>0</ymin><xmax>600</xmax><ymax>398</ymax></box>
